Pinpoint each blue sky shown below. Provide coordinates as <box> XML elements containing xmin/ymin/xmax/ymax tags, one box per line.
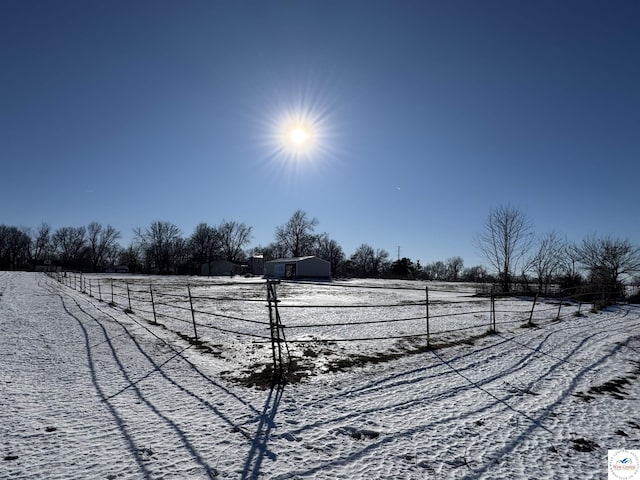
<box><xmin>2</xmin><ymin>1</ymin><xmax>638</xmax><ymax>269</ymax></box>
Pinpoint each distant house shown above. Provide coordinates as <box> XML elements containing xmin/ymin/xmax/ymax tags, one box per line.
<box><xmin>248</xmin><ymin>255</ymin><xmax>265</xmax><ymax>276</ymax></box>
<box><xmin>264</xmin><ymin>256</ymin><xmax>331</xmax><ymax>279</ymax></box>
<box><xmin>35</xmin><ymin>260</ymin><xmax>61</xmax><ymax>273</ymax></box>
<box><xmin>201</xmin><ymin>260</ymin><xmax>245</xmax><ymax>276</ymax></box>
<box><xmin>104</xmin><ymin>265</ymin><xmax>129</xmax><ymax>273</ymax></box>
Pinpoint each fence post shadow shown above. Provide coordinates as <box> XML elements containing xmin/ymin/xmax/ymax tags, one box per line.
<box><xmin>241</xmin><ymin>382</ymin><xmax>285</xmax><ymax>480</ymax></box>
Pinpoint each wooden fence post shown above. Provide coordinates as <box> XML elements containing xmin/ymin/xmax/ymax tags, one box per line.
<box><xmin>187</xmin><ymin>285</ymin><xmax>198</xmax><ymax>341</ymax></box>
<box><xmin>425</xmin><ymin>286</ymin><xmax>430</xmax><ymax>348</ymax></box>
<box><xmin>126</xmin><ymin>283</ymin><xmax>132</xmax><ymax>312</ymax></box>
<box><xmin>266</xmin><ymin>281</ymin><xmax>279</xmax><ymax>381</ymax></box>
<box><xmin>98</xmin><ymin>279</ymin><xmax>102</xmax><ymax>302</ymax></box>
<box><xmin>556</xmin><ymin>297</ymin><xmax>563</xmax><ymax>320</ymax></box>
<box><xmin>266</xmin><ymin>280</ymin><xmax>287</xmax><ymax>383</ymax></box>
<box><xmin>150</xmin><ymin>284</ymin><xmax>157</xmax><ymax>325</ymax></box>
<box><xmin>490</xmin><ymin>289</ymin><xmax>496</xmax><ymax>332</ymax></box>
<box><xmin>528</xmin><ymin>292</ymin><xmax>538</xmax><ymax>326</ymax></box>
<box><xmin>110</xmin><ymin>281</ymin><xmax>114</xmax><ymax>305</ymax></box>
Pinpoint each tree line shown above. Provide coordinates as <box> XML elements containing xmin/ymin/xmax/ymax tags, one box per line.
<box><xmin>474</xmin><ymin>204</ymin><xmax>640</xmax><ymax>296</ymax></box>
<box><xmin>1</xmin><ymin>207</ymin><xmax>639</xmax><ymax>293</ymax></box>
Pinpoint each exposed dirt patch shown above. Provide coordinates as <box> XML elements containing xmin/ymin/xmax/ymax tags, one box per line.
<box><xmin>570</xmin><ymin>438</ymin><xmax>600</xmax><ymax>452</ymax></box>
<box><xmin>176</xmin><ymin>332</ymin><xmax>222</xmax><ymax>356</ymax></box>
<box><xmin>226</xmin><ymin>359</ymin><xmax>309</xmax><ymax>389</ymax></box>
<box><xmin>323</xmin><ymin>330</ymin><xmax>497</xmax><ymax>373</ymax></box>
<box><xmin>335</xmin><ymin>426</ymin><xmax>380</xmax><ymax>440</ymax></box>
<box><xmin>574</xmin><ymin>359</ymin><xmax>640</xmax><ymax>402</ymax></box>
<box><xmin>228</xmin><ymin>331</ymin><xmax>499</xmax><ymax>389</ymax></box>
<box><xmin>520</xmin><ymin>322</ymin><xmax>538</xmax><ymax>329</ymax></box>
<box><xmin>588</xmin><ymin>377</ymin><xmax>630</xmax><ymax>399</ymax></box>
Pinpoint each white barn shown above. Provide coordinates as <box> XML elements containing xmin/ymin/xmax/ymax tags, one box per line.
<box><xmin>264</xmin><ymin>256</ymin><xmax>331</xmax><ymax>279</ymax></box>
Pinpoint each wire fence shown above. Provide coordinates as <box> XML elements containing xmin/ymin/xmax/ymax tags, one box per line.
<box><xmin>46</xmin><ymin>272</ymin><xmax>620</xmax><ymax>383</ymax></box>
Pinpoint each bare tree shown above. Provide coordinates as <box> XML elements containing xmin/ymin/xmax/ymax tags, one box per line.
<box><xmin>257</xmin><ymin>242</ymin><xmax>288</xmax><ymax>261</ymax></box>
<box><xmin>314</xmin><ymin>233</ymin><xmax>345</xmax><ymax>275</ymax></box>
<box><xmin>118</xmin><ymin>243</ymin><xmax>143</xmax><ymax>273</ymax></box>
<box><xmin>372</xmin><ymin>248</ymin><xmax>390</xmax><ymax>277</ymax></box>
<box><xmin>461</xmin><ymin>265</ymin><xmax>488</xmax><ymax>282</ymax></box>
<box><xmin>424</xmin><ymin>260</ymin><xmax>447</xmax><ymax>280</ymax></box>
<box><xmin>350</xmin><ymin>244</ymin><xmax>375</xmax><ymax>277</ymax></box>
<box><xmin>134</xmin><ymin>221</ymin><xmax>182</xmax><ymax>273</ymax></box>
<box><xmin>29</xmin><ymin>222</ymin><xmax>53</xmax><ymax>263</ymax></box>
<box><xmin>560</xmin><ymin>242</ymin><xmax>581</xmax><ymax>279</ymax></box>
<box><xmin>350</xmin><ymin>244</ymin><xmax>389</xmax><ymax>277</ymax></box>
<box><xmin>577</xmin><ymin>236</ymin><xmax>640</xmax><ymax>289</ymax></box>
<box><xmin>275</xmin><ymin>210</ymin><xmax>319</xmax><ymax>258</ymax></box>
<box><xmin>189</xmin><ymin>223</ymin><xmax>220</xmax><ymax>271</ymax></box>
<box><xmin>556</xmin><ymin>241</ymin><xmax>583</xmax><ymax>288</ymax></box>
<box><xmin>170</xmin><ymin>236</ymin><xmax>190</xmax><ymax>273</ymax></box>
<box><xmin>52</xmin><ymin>226</ymin><xmax>87</xmax><ymax>269</ymax></box>
<box><xmin>530</xmin><ymin>231</ymin><xmax>564</xmax><ymax>293</ymax></box>
<box><xmin>0</xmin><ymin>225</ymin><xmax>31</xmax><ymax>270</ymax></box>
<box><xmin>475</xmin><ymin>204</ymin><xmax>534</xmax><ymax>292</ymax></box>
<box><xmin>218</xmin><ymin>220</ymin><xmax>252</xmax><ymax>262</ymax></box>
<box><xmin>87</xmin><ymin>222</ymin><xmax>121</xmax><ymax>272</ymax></box>
<box><xmin>446</xmin><ymin>256</ymin><xmax>464</xmax><ymax>281</ymax></box>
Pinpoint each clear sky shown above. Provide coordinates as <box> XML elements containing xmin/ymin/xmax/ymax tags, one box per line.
<box><xmin>2</xmin><ymin>1</ymin><xmax>639</xmax><ymax>269</ymax></box>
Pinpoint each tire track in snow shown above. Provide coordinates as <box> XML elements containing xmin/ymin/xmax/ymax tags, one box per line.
<box><xmin>35</xmin><ymin>273</ymin><xmax>640</xmax><ymax>478</ymax></box>
<box><xmin>2</xmin><ymin>273</ymin><xmax>147</xmax><ymax>479</ymax></box>
<box><xmin>46</xmin><ymin>273</ymin><xmax>263</xmax><ymax>418</ymax></box>
<box><xmin>73</xmin><ymin>295</ymin><xmax>268</xmax><ymax>432</ymax></box>
<box><xmin>295</xmin><ymin>309</ymin><xmax>625</xmax><ymax>409</ymax></box>
<box><xmin>56</xmin><ymin>292</ymin><xmax>155</xmax><ymax>479</ymax></box>
<box><xmin>269</xmin><ymin>306</ymin><xmax>639</xmax><ymax>478</ymax></box>
<box><xmin>299</xmin><ymin>306</ymin><xmax>632</xmax><ymax>415</ymax></box>
<box><xmin>43</xmin><ymin>275</ymin><xmax>281</xmax><ymax>478</ymax></box>
<box><xmin>56</xmin><ymin>291</ymin><xmax>221</xmax><ymax>478</ymax></box>
<box><xmin>458</xmin><ymin>335</ymin><xmax>640</xmax><ymax>480</ymax></box>
<box><xmin>283</xmin><ymin>324</ymin><xmax>607</xmax><ymax>440</ymax></box>
<box><xmin>42</xmin><ymin>275</ymin><xmax>261</xmax><ymax>418</ymax></box>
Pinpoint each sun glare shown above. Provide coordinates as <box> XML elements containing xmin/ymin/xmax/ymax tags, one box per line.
<box><xmin>290</xmin><ymin>127</ymin><xmax>308</xmax><ymax>145</ymax></box>
<box><xmin>256</xmin><ymin>78</ymin><xmax>341</xmax><ymax>176</ymax></box>
<box><xmin>279</xmin><ymin>118</ymin><xmax>317</xmax><ymax>158</ymax></box>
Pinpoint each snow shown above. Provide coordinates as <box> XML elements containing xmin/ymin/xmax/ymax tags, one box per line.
<box><xmin>1</xmin><ymin>271</ymin><xmax>639</xmax><ymax>479</ymax></box>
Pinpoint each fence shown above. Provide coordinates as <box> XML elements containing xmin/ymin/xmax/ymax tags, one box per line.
<box><xmin>46</xmin><ymin>272</ymin><xmax>618</xmax><ymax>385</ymax></box>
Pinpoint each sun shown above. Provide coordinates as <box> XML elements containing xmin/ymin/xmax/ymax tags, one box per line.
<box><xmin>281</xmin><ymin>120</ymin><xmax>316</xmax><ymax>157</ymax></box>
<box><xmin>289</xmin><ymin>127</ymin><xmax>309</xmax><ymax>145</ymax></box>
<box><xmin>255</xmin><ymin>77</ymin><xmax>342</xmax><ymax>174</ymax></box>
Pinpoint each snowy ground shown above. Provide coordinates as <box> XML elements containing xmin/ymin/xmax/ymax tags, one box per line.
<box><xmin>1</xmin><ymin>272</ymin><xmax>639</xmax><ymax>479</ymax></box>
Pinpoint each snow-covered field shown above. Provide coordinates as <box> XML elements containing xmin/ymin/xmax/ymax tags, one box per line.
<box><xmin>49</xmin><ymin>273</ymin><xmax>590</xmax><ymax>380</ymax></box>
<box><xmin>1</xmin><ymin>271</ymin><xmax>639</xmax><ymax>479</ymax></box>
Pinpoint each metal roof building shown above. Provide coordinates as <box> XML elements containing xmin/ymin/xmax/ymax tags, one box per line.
<box><xmin>264</xmin><ymin>256</ymin><xmax>331</xmax><ymax>279</ymax></box>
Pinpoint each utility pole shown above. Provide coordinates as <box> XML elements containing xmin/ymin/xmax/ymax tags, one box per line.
<box><xmin>397</xmin><ymin>245</ymin><xmax>400</xmax><ymax>261</ymax></box>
